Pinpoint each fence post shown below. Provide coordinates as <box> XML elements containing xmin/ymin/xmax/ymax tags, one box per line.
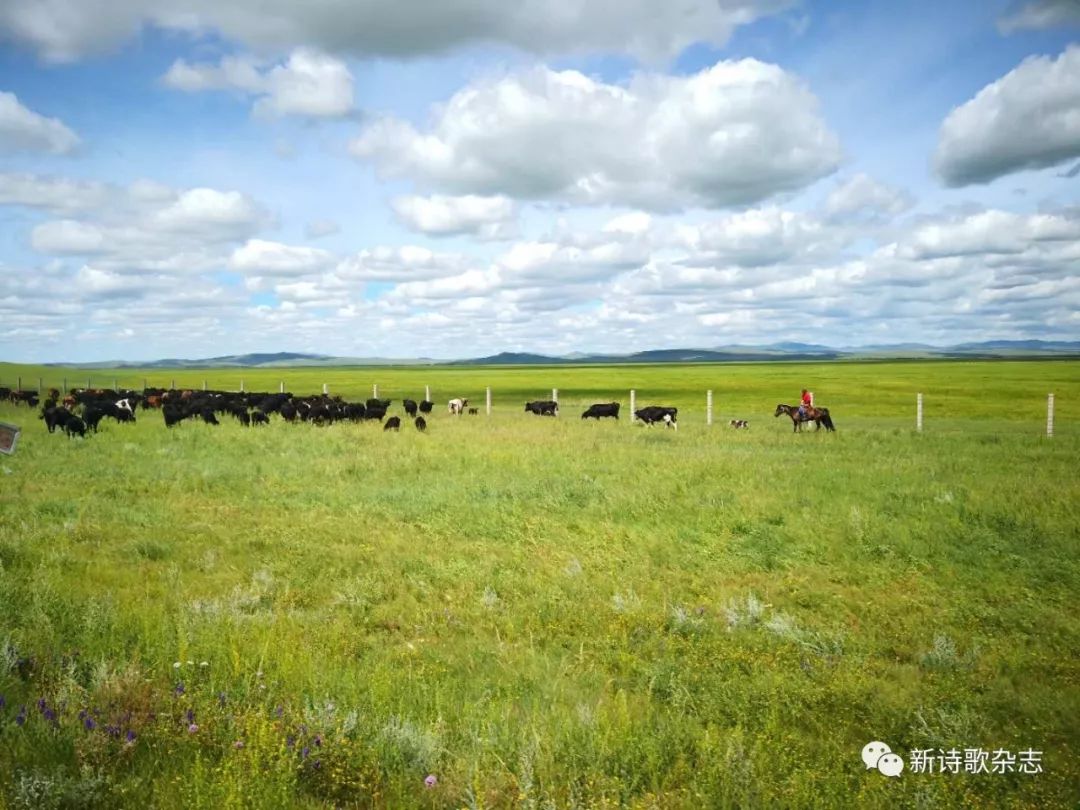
<box><xmin>425</xmin><ymin>385</ymin><xmax>431</xmax><ymax>402</ymax></box>
<box><xmin>916</xmin><ymin>393</ymin><xmax>923</xmax><ymax>432</ymax></box>
<box><xmin>113</xmin><ymin>378</ymin><xmax>118</xmax><ymax>391</ymax></box>
<box><xmin>17</xmin><ymin>376</ymin><xmax>21</xmax><ymax>392</ymax></box>
<box><xmin>486</xmin><ymin>386</ymin><xmax>492</xmax><ymax>416</ymax></box>
<box><xmin>170</xmin><ymin>378</ymin><xmax>175</xmax><ymax>390</ymax></box>
<box><xmin>240</xmin><ymin>379</ymin><xmax>245</xmax><ymax>393</ymax></box>
<box><xmin>1047</xmin><ymin>393</ymin><xmax>1054</xmax><ymax>438</ymax></box>
<box><xmin>323</xmin><ymin>383</ymin><xmax>329</xmax><ymax>395</ymax></box>
<box><xmin>552</xmin><ymin>388</ymin><xmax>558</xmax><ymax>405</ymax></box>
<box><xmin>280</xmin><ymin>381</ymin><xmax>284</xmax><ymax>394</ymax></box>
<box><xmin>373</xmin><ymin>384</ymin><xmax>378</xmax><ymax>398</ymax></box>
<box><xmin>63</xmin><ymin>378</ymin><xmax>67</xmax><ymax>394</ymax></box>
<box><xmin>706</xmin><ymin>390</ymin><xmax>713</xmax><ymax>426</ymax></box>
<box><xmin>630</xmin><ymin>389</ymin><xmax>636</xmax><ymax>422</ymax></box>
<box><xmin>38</xmin><ymin>377</ymin><xmax>42</xmax><ymax>394</ymax></box>
<box><xmin>202</xmin><ymin>380</ymin><xmax>206</xmax><ymax>391</ymax></box>
<box><xmin>87</xmin><ymin>376</ymin><xmax>91</xmax><ymax>389</ymax></box>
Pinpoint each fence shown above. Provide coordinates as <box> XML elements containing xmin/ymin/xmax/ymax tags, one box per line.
<box><xmin>0</xmin><ymin>373</ymin><xmax>1062</xmax><ymax>436</ymax></box>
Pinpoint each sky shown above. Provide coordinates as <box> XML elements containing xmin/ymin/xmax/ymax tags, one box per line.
<box><xmin>0</xmin><ymin>0</ymin><xmax>1078</xmax><ymax>362</ymax></box>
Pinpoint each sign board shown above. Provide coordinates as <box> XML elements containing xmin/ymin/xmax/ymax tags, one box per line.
<box><xmin>0</xmin><ymin>423</ymin><xmax>20</xmax><ymax>455</ymax></box>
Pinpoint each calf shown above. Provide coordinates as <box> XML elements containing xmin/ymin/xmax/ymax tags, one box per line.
<box><xmin>635</xmin><ymin>406</ymin><xmax>678</xmax><ymax>430</ymax></box>
<box><xmin>251</xmin><ymin>411</ymin><xmax>270</xmax><ymax>426</ymax></box>
<box><xmin>414</xmin><ymin>416</ymin><xmax>427</xmax><ymax>432</ymax></box>
<box><xmin>582</xmin><ymin>402</ymin><xmax>619</xmax><ymax>420</ymax></box>
<box><xmin>383</xmin><ymin>416</ymin><xmax>401</xmax><ymax>431</ymax></box>
<box><xmin>729</xmin><ymin>419</ymin><xmax>749</xmax><ymax>429</ymax></box>
<box><xmin>64</xmin><ymin>416</ymin><xmax>87</xmax><ymax>438</ymax></box>
<box><xmin>525</xmin><ymin>400</ymin><xmax>559</xmax><ymax>416</ymax></box>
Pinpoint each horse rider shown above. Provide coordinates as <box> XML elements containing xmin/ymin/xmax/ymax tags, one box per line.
<box><xmin>798</xmin><ymin>388</ymin><xmax>813</xmax><ymax>420</ymax></box>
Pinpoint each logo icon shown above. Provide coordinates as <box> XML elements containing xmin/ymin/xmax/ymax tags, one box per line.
<box><xmin>862</xmin><ymin>741</ymin><xmax>904</xmax><ymax>777</ymax></box>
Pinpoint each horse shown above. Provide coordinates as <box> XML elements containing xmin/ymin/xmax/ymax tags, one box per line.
<box><xmin>774</xmin><ymin>403</ymin><xmax>835</xmax><ymax>433</ymax></box>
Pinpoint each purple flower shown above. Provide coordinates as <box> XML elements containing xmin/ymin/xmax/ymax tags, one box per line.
<box><xmin>173</xmin><ymin>682</ymin><xmax>185</xmax><ymax>696</ymax></box>
<box><xmin>125</xmin><ymin>729</ymin><xmax>137</xmax><ymax>742</ymax></box>
<box><xmin>15</xmin><ymin>706</ymin><xmax>26</xmax><ymax>726</ymax></box>
<box><xmin>0</xmin><ymin>694</ymin><xmax>6</xmax><ymax>710</ymax></box>
<box><xmin>313</xmin><ymin>734</ymin><xmax>322</xmax><ymax>748</ymax></box>
<box><xmin>312</xmin><ymin>759</ymin><xmax>321</xmax><ymax>770</ymax></box>
<box><xmin>285</xmin><ymin>734</ymin><xmax>295</xmax><ymax>749</ymax></box>
<box><xmin>36</xmin><ymin>698</ymin><xmax>47</xmax><ymax>712</ymax></box>
<box><xmin>43</xmin><ymin>708</ymin><xmax>57</xmax><ymax>725</ymax></box>
<box><xmin>425</xmin><ymin>774</ymin><xmax>438</xmax><ymax>788</ymax></box>
<box><xmin>187</xmin><ymin>723</ymin><xmax>199</xmax><ymax>734</ymax></box>
<box><xmin>84</xmin><ymin>716</ymin><xmax>95</xmax><ymax>731</ymax></box>
<box><xmin>185</xmin><ymin>709</ymin><xmax>195</xmax><ymax>724</ymax></box>
<box><xmin>301</xmin><ymin>746</ymin><xmax>310</xmax><ymax>759</ymax></box>
<box><xmin>274</xmin><ymin>705</ymin><xmax>283</xmax><ymax>718</ymax></box>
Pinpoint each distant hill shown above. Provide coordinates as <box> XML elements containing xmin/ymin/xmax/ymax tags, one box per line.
<box><xmin>43</xmin><ymin>341</ymin><xmax>1080</xmax><ymax>368</ymax></box>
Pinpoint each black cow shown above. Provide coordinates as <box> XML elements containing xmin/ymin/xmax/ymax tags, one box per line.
<box><xmin>729</xmin><ymin>419</ymin><xmax>749</xmax><ymax>429</ymax></box>
<box><xmin>635</xmin><ymin>406</ymin><xmax>678</xmax><ymax>430</ymax></box>
<box><xmin>414</xmin><ymin>416</ymin><xmax>427</xmax><ymax>432</ymax></box>
<box><xmin>280</xmin><ymin>402</ymin><xmax>298</xmax><ymax>422</ymax></box>
<box><xmin>403</xmin><ymin>399</ymin><xmax>418</xmax><ymax>418</ymax></box>
<box><xmin>525</xmin><ymin>400</ymin><xmax>559</xmax><ymax>416</ymax></box>
<box><xmin>200</xmin><ymin>408</ymin><xmax>220</xmax><ymax>426</ymax></box>
<box><xmin>384</xmin><ymin>416</ymin><xmax>401</xmax><ymax>431</ymax></box>
<box><xmin>582</xmin><ymin>402</ymin><xmax>620</xmax><ymax>420</ymax></box>
<box><xmin>367</xmin><ymin>398</ymin><xmax>391</xmax><ymax>411</ymax></box>
<box><xmin>343</xmin><ymin>403</ymin><xmax>366</xmax><ymax>422</ymax></box>
<box><xmin>251</xmin><ymin>411</ymin><xmax>270</xmax><ymax>426</ymax></box>
<box><xmin>41</xmin><ymin>406</ymin><xmax>74</xmax><ymax>434</ymax></box>
<box><xmin>418</xmin><ymin>400</ymin><xmax>434</xmax><ymax>414</ymax></box>
<box><xmin>64</xmin><ymin>416</ymin><xmax>87</xmax><ymax>438</ymax></box>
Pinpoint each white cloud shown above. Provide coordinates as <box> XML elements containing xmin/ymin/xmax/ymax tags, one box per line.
<box><xmin>392</xmin><ymin>194</ymin><xmax>516</xmax><ymax>238</ymax></box>
<box><xmin>935</xmin><ymin>45</ymin><xmax>1080</xmax><ymax>186</ymax></box>
<box><xmin>351</xmin><ymin>60</ymin><xmax>842</xmax><ymax>211</ymax></box>
<box><xmin>229</xmin><ymin>239</ymin><xmax>336</xmax><ymax>276</ymax></box>
<box><xmin>998</xmin><ymin>0</ymin><xmax>1080</xmax><ymax>32</ymax></box>
<box><xmin>164</xmin><ymin>48</ymin><xmax>354</xmax><ymax>118</ymax></box>
<box><xmin>149</xmin><ymin>188</ymin><xmax>266</xmax><ymax>235</ymax></box>
<box><xmin>0</xmin><ymin>172</ymin><xmax>109</xmax><ymax>213</ymax></box>
<box><xmin>335</xmin><ymin>245</ymin><xmax>469</xmax><ymax>282</ymax></box>
<box><xmin>0</xmin><ymin>91</ymin><xmax>79</xmax><ymax>153</ymax></box>
<box><xmin>824</xmin><ymin>173</ymin><xmax>911</xmax><ymax>222</ymax></box>
<box><xmin>31</xmin><ymin>220</ymin><xmax>108</xmax><ymax>253</ymax></box>
<box><xmin>677</xmin><ymin>207</ymin><xmax>842</xmax><ymax>267</ymax></box>
<box><xmin>0</xmin><ymin>0</ymin><xmax>794</xmax><ymax>64</ymax></box>
<box><xmin>901</xmin><ymin>209</ymin><xmax>1080</xmax><ymax>259</ymax></box>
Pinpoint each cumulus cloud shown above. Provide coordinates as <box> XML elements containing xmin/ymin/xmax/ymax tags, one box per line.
<box><xmin>998</xmin><ymin>0</ymin><xmax>1080</xmax><ymax>32</ymax></box>
<box><xmin>229</xmin><ymin>239</ymin><xmax>337</xmax><ymax>276</ymax></box>
<box><xmin>163</xmin><ymin>48</ymin><xmax>354</xmax><ymax>118</ymax></box>
<box><xmin>824</xmin><ymin>173</ymin><xmax>912</xmax><ymax>222</ymax></box>
<box><xmin>0</xmin><ymin>0</ymin><xmax>794</xmax><ymax>64</ymax></box>
<box><xmin>335</xmin><ymin>245</ymin><xmax>470</xmax><ymax>282</ymax></box>
<box><xmin>0</xmin><ymin>172</ymin><xmax>109</xmax><ymax>212</ymax></box>
<box><xmin>676</xmin><ymin>207</ymin><xmax>844</xmax><ymax>267</ymax></box>
<box><xmin>351</xmin><ymin>61</ymin><xmax>842</xmax><ymax>211</ymax></box>
<box><xmin>392</xmin><ymin>194</ymin><xmax>517</xmax><ymax>238</ymax></box>
<box><xmin>935</xmin><ymin>46</ymin><xmax>1080</xmax><ymax>186</ymax></box>
<box><xmin>900</xmin><ymin>209</ymin><xmax>1080</xmax><ymax>259</ymax></box>
<box><xmin>0</xmin><ymin>91</ymin><xmax>79</xmax><ymax>153</ymax></box>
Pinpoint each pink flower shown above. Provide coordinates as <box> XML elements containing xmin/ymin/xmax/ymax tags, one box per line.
<box><xmin>424</xmin><ymin>774</ymin><xmax>437</xmax><ymax>788</ymax></box>
<box><xmin>188</xmin><ymin>723</ymin><xmax>199</xmax><ymax>734</ymax></box>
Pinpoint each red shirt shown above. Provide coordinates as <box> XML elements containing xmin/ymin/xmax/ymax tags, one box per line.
<box><xmin>801</xmin><ymin>391</ymin><xmax>812</xmax><ymax>407</ymax></box>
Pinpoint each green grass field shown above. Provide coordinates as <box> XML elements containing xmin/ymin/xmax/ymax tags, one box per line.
<box><xmin>0</xmin><ymin>360</ymin><xmax>1077</xmax><ymax>808</ymax></box>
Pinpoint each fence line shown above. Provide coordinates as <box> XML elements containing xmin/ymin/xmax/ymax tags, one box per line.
<box><xmin>917</xmin><ymin>393</ymin><xmax>923</xmax><ymax>432</ymax></box>
<box><xmin>1047</xmin><ymin>393</ymin><xmax>1054</xmax><ymax>437</ymax></box>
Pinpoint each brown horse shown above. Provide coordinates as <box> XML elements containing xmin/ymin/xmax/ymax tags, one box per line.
<box><xmin>774</xmin><ymin>403</ymin><xmax>836</xmax><ymax>433</ymax></box>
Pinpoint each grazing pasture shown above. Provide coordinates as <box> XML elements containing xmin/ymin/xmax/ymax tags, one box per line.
<box><xmin>0</xmin><ymin>360</ymin><xmax>1077</xmax><ymax>808</ymax></box>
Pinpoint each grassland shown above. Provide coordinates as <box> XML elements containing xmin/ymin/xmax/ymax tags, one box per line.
<box><xmin>0</xmin><ymin>359</ymin><xmax>1077</xmax><ymax>808</ymax></box>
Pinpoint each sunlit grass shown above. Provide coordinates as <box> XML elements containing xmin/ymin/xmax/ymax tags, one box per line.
<box><xmin>0</xmin><ymin>360</ymin><xmax>1077</xmax><ymax>807</ymax></box>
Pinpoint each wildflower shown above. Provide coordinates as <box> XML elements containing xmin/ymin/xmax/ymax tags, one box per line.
<box><xmin>186</xmin><ymin>660</ymin><xmax>194</xmax><ymax>666</ymax></box>
<box><xmin>36</xmin><ymin>697</ymin><xmax>47</xmax><ymax>712</ymax></box>
<box><xmin>173</xmin><ymin>682</ymin><xmax>185</xmax><ymax>696</ymax></box>
<box><xmin>233</xmin><ymin>740</ymin><xmax>244</xmax><ymax>749</ymax></box>
<box><xmin>314</xmin><ymin>734</ymin><xmax>322</xmax><ymax>747</ymax></box>
<box><xmin>274</xmin><ymin>705</ymin><xmax>283</xmax><ymax>718</ymax></box>
<box><xmin>301</xmin><ymin>746</ymin><xmax>310</xmax><ymax>759</ymax></box>
<box><xmin>84</xmin><ymin>716</ymin><xmax>95</xmax><ymax>731</ymax></box>
<box><xmin>0</xmin><ymin>695</ymin><xmax>6</xmax><ymax>710</ymax></box>
<box><xmin>188</xmin><ymin>723</ymin><xmax>199</xmax><ymax>734</ymax></box>
<box><xmin>217</xmin><ymin>692</ymin><xmax>227</xmax><ymax>708</ymax></box>
<box><xmin>43</xmin><ymin>708</ymin><xmax>57</xmax><ymax>725</ymax></box>
<box><xmin>125</xmin><ymin>730</ymin><xmax>137</xmax><ymax>742</ymax></box>
<box><xmin>425</xmin><ymin>774</ymin><xmax>438</xmax><ymax>788</ymax></box>
<box><xmin>285</xmin><ymin>734</ymin><xmax>296</xmax><ymax>749</ymax></box>
<box><xmin>199</xmin><ymin>661</ymin><xmax>208</xmax><ymax>668</ymax></box>
<box><xmin>15</xmin><ymin>706</ymin><xmax>26</xmax><ymax>726</ymax></box>
<box><xmin>173</xmin><ymin>662</ymin><xmax>181</xmax><ymax>669</ymax></box>
<box><xmin>185</xmin><ymin>709</ymin><xmax>195</xmax><ymax>724</ymax></box>
<box><xmin>312</xmin><ymin>759</ymin><xmax>322</xmax><ymax>770</ymax></box>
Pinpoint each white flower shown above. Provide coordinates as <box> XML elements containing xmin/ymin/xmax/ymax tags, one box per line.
<box><xmin>173</xmin><ymin>662</ymin><xmax>181</xmax><ymax>668</ymax></box>
<box><xmin>199</xmin><ymin>661</ymin><xmax>209</xmax><ymax>667</ymax></box>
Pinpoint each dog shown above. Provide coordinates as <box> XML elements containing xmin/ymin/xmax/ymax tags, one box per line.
<box><xmin>729</xmin><ymin>419</ymin><xmax>749</xmax><ymax>429</ymax></box>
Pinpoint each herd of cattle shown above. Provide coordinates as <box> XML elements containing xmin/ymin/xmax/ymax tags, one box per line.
<box><xmin>1</xmin><ymin>386</ymin><xmax>684</xmax><ymax>439</ymax></box>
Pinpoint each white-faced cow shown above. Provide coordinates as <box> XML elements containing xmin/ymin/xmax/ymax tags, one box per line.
<box><xmin>635</xmin><ymin>406</ymin><xmax>678</xmax><ymax>430</ymax></box>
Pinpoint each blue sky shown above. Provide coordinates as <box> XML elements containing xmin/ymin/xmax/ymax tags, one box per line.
<box><xmin>1</xmin><ymin>0</ymin><xmax>1078</xmax><ymax>361</ymax></box>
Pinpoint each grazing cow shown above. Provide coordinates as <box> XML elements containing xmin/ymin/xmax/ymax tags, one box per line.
<box><xmin>414</xmin><ymin>416</ymin><xmax>427</xmax><ymax>432</ymax></box>
<box><xmin>635</xmin><ymin>406</ymin><xmax>678</xmax><ymax>430</ymax></box>
<box><xmin>448</xmin><ymin>398</ymin><xmax>468</xmax><ymax>415</ymax></box>
<box><xmin>384</xmin><ymin>416</ymin><xmax>401</xmax><ymax>431</ymax></box>
<box><xmin>64</xmin><ymin>416</ymin><xmax>87</xmax><ymax>438</ymax></box>
<box><xmin>41</xmin><ymin>406</ymin><xmax>74</xmax><ymax>434</ymax></box>
<box><xmin>200</xmin><ymin>408</ymin><xmax>219</xmax><ymax>426</ymax></box>
<box><xmin>235</xmin><ymin>410</ymin><xmax>251</xmax><ymax>427</ymax></box>
<box><xmin>525</xmin><ymin>400</ymin><xmax>559</xmax><ymax>416</ymax></box>
<box><xmin>343</xmin><ymin>403</ymin><xmax>366</xmax><ymax>421</ymax></box>
<box><xmin>280</xmin><ymin>402</ymin><xmax>298</xmax><ymax>422</ymax></box>
<box><xmin>729</xmin><ymin>419</ymin><xmax>749</xmax><ymax>429</ymax></box>
<box><xmin>403</xmin><ymin>399</ymin><xmax>418</xmax><ymax>418</ymax></box>
<box><xmin>251</xmin><ymin>411</ymin><xmax>269</xmax><ymax>426</ymax></box>
<box><xmin>582</xmin><ymin>402</ymin><xmax>620</xmax><ymax>420</ymax></box>
<box><xmin>418</xmin><ymin>400</ymin><xmax>434</xmax><ymax>414</ymax></box>
<box><xmin>366</xmin><ymin>398</ymin><xmax>392</xmax><ymax>411</ymax></box>
<box><xmin>163</xmin><ymin>405</ymin><xmax>185</xmax><ymax>428</ymax></box>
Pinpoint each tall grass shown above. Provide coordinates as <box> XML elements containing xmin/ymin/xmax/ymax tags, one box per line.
<box><xmin>0</xmin><ymin>360</ymin><xmax>1076</xmax><ymax>807</ymax></box>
